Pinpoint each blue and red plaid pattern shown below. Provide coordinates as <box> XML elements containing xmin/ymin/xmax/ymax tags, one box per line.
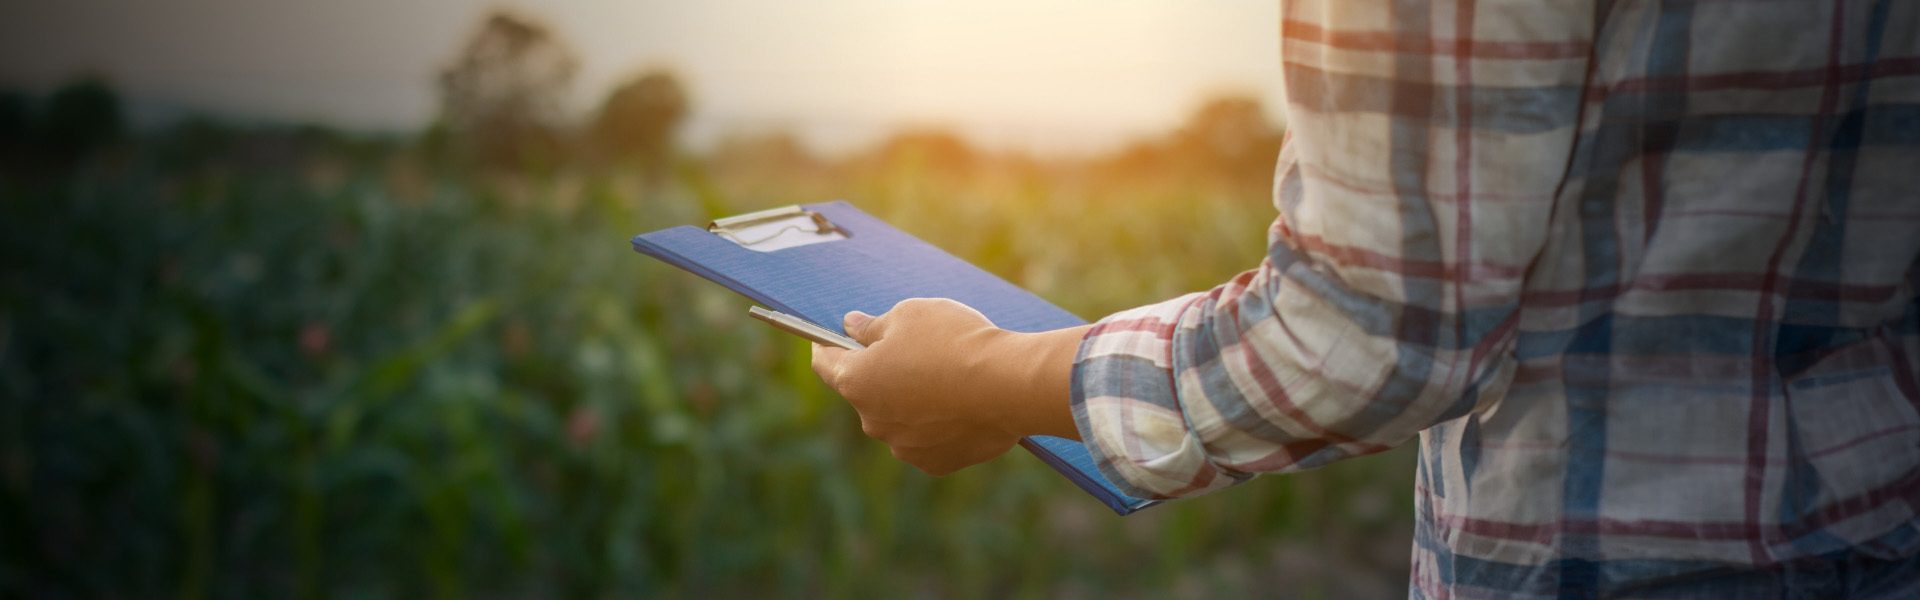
<box><xmin>1070</xmin><ymin>1</ymin><xmax>1920</xmax><ymax>596</ymax></box>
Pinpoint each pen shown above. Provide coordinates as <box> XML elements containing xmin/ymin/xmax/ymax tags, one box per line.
<box><xmin>747</xmin><ymin>306</ymin><xmax>865</xmax><ymax>350</ymax></box>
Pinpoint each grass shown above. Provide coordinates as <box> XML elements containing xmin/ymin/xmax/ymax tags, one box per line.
<box><xmin>0</xmin><ymin>141</ymin><xmax>1416</xmax><ymax>598</ymax></box>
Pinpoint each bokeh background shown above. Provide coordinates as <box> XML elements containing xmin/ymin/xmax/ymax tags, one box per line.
<box><xmin>2</xmin><ymin>2</ymin><xmax>1415</xmax><ymax>597</ymax></box>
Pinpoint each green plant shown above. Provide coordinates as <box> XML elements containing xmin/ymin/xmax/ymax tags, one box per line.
<box><xmin>0</xmin><ymin>137</ymin><xmax>1414</xmax><ymax>598</ymax></box>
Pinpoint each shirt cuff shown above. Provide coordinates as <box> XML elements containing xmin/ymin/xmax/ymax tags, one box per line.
<box><xmin>1070</xmin><ymin>292</ymin><xmax>1242</xmax><ymax>500</ymax></box>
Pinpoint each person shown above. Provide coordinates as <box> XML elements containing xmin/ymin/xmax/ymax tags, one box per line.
<box><xmin>810</xmin><ymin>1</ymin><xmax>1920</xmax><ymax>596</ymax></box>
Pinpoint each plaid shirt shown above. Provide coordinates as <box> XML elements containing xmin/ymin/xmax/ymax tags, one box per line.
<box><xmin>1070</xmin><ymin>1</ymin><xmax>1920</xmax><ymax>596</ymax></box>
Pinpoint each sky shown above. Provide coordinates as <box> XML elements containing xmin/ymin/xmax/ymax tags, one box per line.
<box><xmin>0</xmin><ymin>1</ymin><xmax>1283</xmax><ymax>155</ymax></box>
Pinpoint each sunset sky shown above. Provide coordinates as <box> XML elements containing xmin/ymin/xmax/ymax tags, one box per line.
<box><xmin>1</xmin><ymin>1</ymin><xmax>1284</xmax><ymax>155</ymax></box>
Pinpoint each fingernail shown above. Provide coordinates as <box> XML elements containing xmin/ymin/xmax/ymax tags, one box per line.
<box><xmin>845</xmin><ymin>311</ymin><xmax>871</xmax><ymax>330</ymax></box>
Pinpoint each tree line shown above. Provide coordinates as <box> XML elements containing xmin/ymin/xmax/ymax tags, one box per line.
<box><xmin>1</xmin><ymin>7</ymin><xmax>1283</xmax><ymax>188</ymax></box>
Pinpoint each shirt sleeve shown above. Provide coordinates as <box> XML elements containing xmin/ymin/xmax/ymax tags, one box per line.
<box><xmin>1069</xmin><ymin>0</ymin><xmax>1592</xmax><ymax>500</ymax></box>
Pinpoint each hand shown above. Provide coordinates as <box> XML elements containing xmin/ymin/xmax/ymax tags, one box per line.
<box><xmin>810</xmin><ymin>298</ymin><xmax>1086</xmax><ymax>476</ymax></box>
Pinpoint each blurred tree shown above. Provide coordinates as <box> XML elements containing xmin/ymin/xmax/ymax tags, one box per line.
<box><xmin>870</xmin><ymin>129</ymin><xmax>976</xmax><ymax>177</ymax></box>
<box><xmin>593</xmin><ymin>69</ymin><xmax>688</xmax><ymax>180</ymax></box>
<box><xmin>152</xmin><ymin>115</ymin><xmax>238</xmax><ymax>171</ymax></box>
<box><xmin>33</xmin><ymin>78</ymin><xmax>125</xmax><ymax>168</ymax></box>
<box><xmin>1102</xmin><ymin>138</ymin><xmax>1170</xmax><ymax>180</ymax></box>
<box><xmin>436</xmin><ymin>9</ymin><xmax>579</xmax><ymax>171</ymax></box>
<box><xmin>709</xmin><ymin>130</ymin><xmax>814</xmax><ymax>175</ymax></box>
<box><xmin>0</xmin><ymin>90</ymin><xmax>29</xmax><ymax>168</ymax></box>
<box><xmin>1172</xmin><ymin>94</ymin><xmax>1282</xmax><ymax>183</ymax></box>
<box><xmin>1098</xmin><ymin>94</ymin><xmax>1282</xmax><ymax>186</ymax></box>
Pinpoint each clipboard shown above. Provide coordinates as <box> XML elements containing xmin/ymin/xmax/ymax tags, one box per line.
<box><xmin>631</xmin><ymin>201</ymin><xmax>1160</xmax><ymax>516</ymax></box>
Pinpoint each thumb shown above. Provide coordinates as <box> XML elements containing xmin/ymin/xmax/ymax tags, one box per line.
<box><xmin>843</xmin><ymin>310</ymin><xmax>881</xmax><ymax>345</ymax></box>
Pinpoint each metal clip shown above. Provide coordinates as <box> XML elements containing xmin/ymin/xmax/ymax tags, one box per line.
<box><xmin>708</xmin><ymin>205</ymin><xmax>848</xmax><ymax>251</ymax></box>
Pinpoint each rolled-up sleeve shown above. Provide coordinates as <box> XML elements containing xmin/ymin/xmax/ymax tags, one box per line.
<box><xmin>1070</xmin><ymin>155</ymin><xmax>1542</xmax><ymax>500</ymax></box>
<box><xmin>1071</xmin><ymin>0</ymin><xmax>1589</xmax><ymax>500</ymax></box>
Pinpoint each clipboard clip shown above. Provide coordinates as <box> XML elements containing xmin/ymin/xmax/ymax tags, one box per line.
<box><xmin>708</xmin><ymin>205</ymin><xmax>849</xmax><ymax>252</ymax></box>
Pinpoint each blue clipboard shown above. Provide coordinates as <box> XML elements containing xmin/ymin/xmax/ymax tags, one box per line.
<box><xmin>631</xmin><ymin>200</ymin><xmax>1158</xmax><ymax>515</ymax></box>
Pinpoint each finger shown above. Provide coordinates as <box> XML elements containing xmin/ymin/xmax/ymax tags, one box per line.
<box><xmin>915</xmin><ymin>454</ymin><xmax>964</xmax><ymax>477</ymax></box>
<box><xmin>892</xmin><ymin>439</ymin><xmax>1015</xmax><ymax>477</ymax></box>
<box><xmin>894</xmin><ymin>447</ymin><xmax>970</xmax><ymax>477</ymax></box>
<box><xmin>888</xmin><ymin>445</ymin><xmax>957</xmax><ymax>476</ymax></box>
<box><xmin>843</xmin><ymin>309</ymin><xmax>890</xmax><ymax>346</ymax></box>
<box><xmin>810</xmin><ymin>342</ymin><xmax>851</xmax><ymax>389</ymax></box>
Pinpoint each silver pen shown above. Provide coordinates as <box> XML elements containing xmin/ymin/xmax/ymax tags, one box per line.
<box><xmin>747</xmin><ymin>306</ymin><xmax>864</xmax><ymax>350</ymax></box>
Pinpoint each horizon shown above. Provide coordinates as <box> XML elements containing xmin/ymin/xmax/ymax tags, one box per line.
<box><xmin>0</xmin><ymin>1</ymin><xmax>1284</xmax><ymax>157</ymax></box>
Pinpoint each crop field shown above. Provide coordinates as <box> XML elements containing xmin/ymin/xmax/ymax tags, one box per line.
<box><xmin>1</xmin><ymin>129</ymin><xmax>1416</xmax><ymax>598</ymax></box>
